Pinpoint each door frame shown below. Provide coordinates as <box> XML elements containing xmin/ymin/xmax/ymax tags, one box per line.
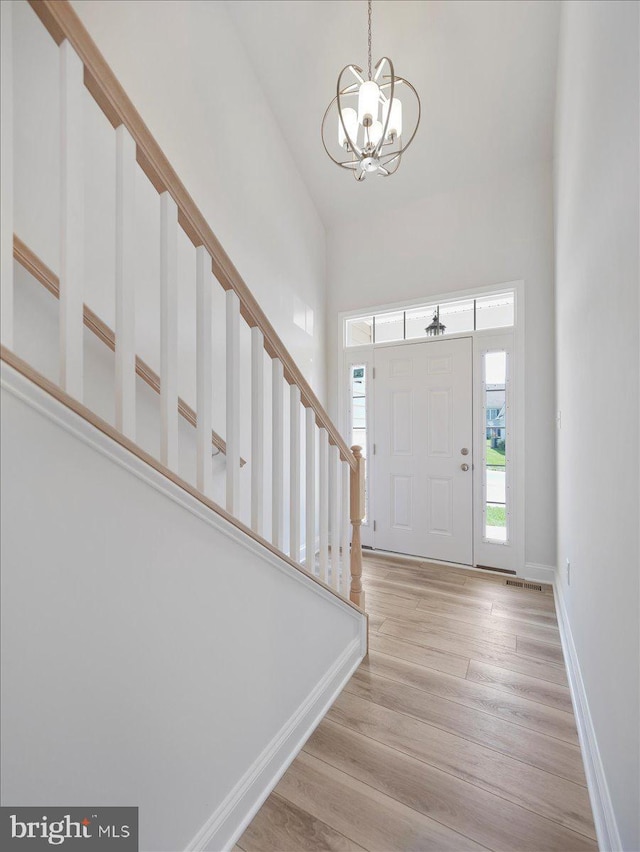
<box><xmin>338</xmin><ymin>280</ymin><xmax>525</xmax><ymax>574</ymax></box>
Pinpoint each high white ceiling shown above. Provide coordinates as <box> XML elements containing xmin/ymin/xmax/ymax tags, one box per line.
<box><xmin>226</xmin><ymin>0</ymin><xmax>560</xmax><ymax>228</ymax></box>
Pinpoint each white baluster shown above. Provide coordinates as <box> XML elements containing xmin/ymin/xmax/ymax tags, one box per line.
<box><xmin>226</xmin><ymin>289</ymin><xmax>240</xmax><ymax>515</ymax></box>
<box><xmin>0</xmin><ymin>0</ymin><xmax>13</xmax><ymax>348</ymax></box>
<box><xmin>251</xmin><ymin>326</ymin><xmax>264</xmax><ymax>535</ymax></box>
<box><xmin>289</xmin><ymin>384</ymin><xmax>301</xmax><ymax>563</ymax></box>
<box><xmin>196</xmin><ymin>246</ymin><xmax>213</xmax><ymax>496</ymax></box>
<box><xmin>115</xmin><ymin>125</ymin><xmax>136</xmax><ymax>440</ymax></box>
<box><xmin>330</xmin><ymin>443</ymin><xmax>341</xmax><ymax>590</ymax></box>
<box><xmin>272</xmin><ymin>358</ymin><xmax>284</xmax><ymax>548</ymax></box>
<box><xmin>305</xmin><ymin>407</ymin><xmax>316</xmax><ymax>572</ymax></box>
<box><xmin>59</xmin><ymin>40</ymin><xmax>84</xmax><ymax>400</ymax></box>
<box><xmin>160</xmin><ymin>191</ymin><xmax>178</xmax><ymax>470</ymax></box>
<box><xmin>318</xmin><ymin>427</ymin><xmax>329</xmax><ymax>583</ymax></box>
<box><xmin>341</xmin><ymin>459</ymin><xmax>350</xmax><ymax>597</ymax></box>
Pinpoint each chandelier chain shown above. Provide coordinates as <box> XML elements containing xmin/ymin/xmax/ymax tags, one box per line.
<box><xmin>367</xmin><ymin>0</ymin><xmax>372</xmax><ymax>80</ymax></box>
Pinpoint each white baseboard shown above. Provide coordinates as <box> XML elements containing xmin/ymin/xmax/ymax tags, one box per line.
<box><xmin>554</xmin><ymin>579</ymin><xmax>622</xmax><ymax>852</ymax></box>
<box><xmin>185</xmin><ymin>636</ymin><xmax>364</xmax><ymax>852</ymax></box>
<box><xmin>524</xmin><ymin>562</ymin><xmax>556</xmax><ymax>584</ymax></box>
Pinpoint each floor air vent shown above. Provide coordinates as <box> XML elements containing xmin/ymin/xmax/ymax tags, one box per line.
<box><xmin>506</xmin><ymin>579</ymin><xmax>543</xmax><ymax>592</ymax></box>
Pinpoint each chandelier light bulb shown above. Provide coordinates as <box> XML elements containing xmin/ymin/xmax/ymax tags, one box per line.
<box><xmin>368</xmin><ymin>120</ymin><xmax>383</xmax><ymax>147</ymax></box>
<box><xmin>383</xmin><ymin>97</ymin><xmax>403</xmax><ymax>140</ymax></box>
<box><xmin>357</xmin><ymin>80</ymin><xmax>380</xmax><ymax>127</ymax></box>
<box><xmin>338</xmin><ymin>107</ymin><xmax>358</xmax><ymax>148</ymax></box>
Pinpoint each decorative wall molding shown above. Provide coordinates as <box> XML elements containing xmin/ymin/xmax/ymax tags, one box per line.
<box><xmin>187</xmin><ymin>637</ymin><xmax>363</xmax><ymax>852</ymax></box>
<box><xmin>554</xmin><ymin>579</ymin><xmax>622</xmax><ymax>852</ymax></box>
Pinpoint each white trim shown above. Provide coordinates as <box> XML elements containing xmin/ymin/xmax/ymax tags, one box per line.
<box><xmin>187</xmin><ymin>637</ymin><xmax>364</xmax><ymax>852</ymax></box>
<box><xmin>523</xmin><ymin>563</ymin><xmax>556</xmax><ymax>585</ymax></box>
<box><xmin>339</xmin><ymin>279</ymin><xmax>521</xmax><ymax>328</ymax></box>
<box><xmin>0</xmin><ymin>362</ymin><xmax>366</xmax><ymax>626</ymax></box>
<box><xmin>554</xmin><ymin>578</ymin><xmax>623</xmax><ymax>852</ymax></box>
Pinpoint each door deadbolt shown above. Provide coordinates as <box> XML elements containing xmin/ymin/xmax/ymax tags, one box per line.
<box><xmin>461</xmin><ymin>447</ymin><xmax>469</xmax><ymax>455</ymax></box>
<box><xmin>461</xmin><ymin>463</ymin><xmax>469</xmax><ymax>471</ymax></box>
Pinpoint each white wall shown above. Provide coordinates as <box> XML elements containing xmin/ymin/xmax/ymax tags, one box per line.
<box><xmin>554</xmin><ymin>2</ymin><xmax>639</xmax><ymax>849</ymax></box>
<box><xmin>0</xmin><ymin>366</ymin><xmax>364</xmax><ymax>852</ymax></box>
<box><xmin>327</xmin><ymin>162</ymin><xmax>556</xmax><ymax>570</ymax></box>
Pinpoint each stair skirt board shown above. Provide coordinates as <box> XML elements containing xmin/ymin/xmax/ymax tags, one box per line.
<box><xmin>188</xmin><ymin>637</ymin><xmax>363</xmax><ymax>852</ymax></box>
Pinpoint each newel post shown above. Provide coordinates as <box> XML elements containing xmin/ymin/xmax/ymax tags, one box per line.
<box><xmin>349</xmin><ymin>445</ymin><xmax>365</xmax><ymax>609</ymax></box>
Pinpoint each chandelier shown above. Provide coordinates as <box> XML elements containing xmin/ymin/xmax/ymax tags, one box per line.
<box><xmin>321</xmin><ymin>0</ymin><xmax>421</xmax><ymax>181</ymax></box>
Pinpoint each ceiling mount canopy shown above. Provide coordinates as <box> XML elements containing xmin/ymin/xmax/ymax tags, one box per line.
<box><xmin>321</xmin><ymin>0</ymin><xmax>421</xmax><ymax>181</ymax></box>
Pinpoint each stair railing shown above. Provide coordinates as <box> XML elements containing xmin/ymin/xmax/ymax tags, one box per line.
<box><xmin>0</xmin><ymin>0</ymin><xmax>366</xmax><ymax>612</ymax></box>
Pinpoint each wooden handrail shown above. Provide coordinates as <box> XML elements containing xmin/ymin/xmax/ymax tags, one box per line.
<box><xmin>1</xmin><ymin>345</ymin><xmax>365</xmax><ymax>617</ymax></box>
<box><xmin>13</xmin><ymin>235</ymin><xmax>245</xmax><ymax>466</ymax></box>
<box><xmin>27</xmin><ymin>0</ymin><xmax>356</xmax><ymax>471</ymax></box>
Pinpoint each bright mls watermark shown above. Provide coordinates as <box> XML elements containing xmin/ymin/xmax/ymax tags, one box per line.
<box><xmin>0</xmin><ymin>808</ymin><xmax>138</xmax><ymax>850</ymax></box>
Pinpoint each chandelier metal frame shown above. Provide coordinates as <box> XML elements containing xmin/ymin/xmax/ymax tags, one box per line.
<box><xmin>321</xmin><ymin>1</ymin><xmax>421</xmax><ymax>181</ymax></box>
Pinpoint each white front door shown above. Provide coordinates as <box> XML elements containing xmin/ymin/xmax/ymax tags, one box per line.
<box><xmin>373</xmin><ymin>337</ymin><xmax>473</xmax><ymax>563</ymax></box>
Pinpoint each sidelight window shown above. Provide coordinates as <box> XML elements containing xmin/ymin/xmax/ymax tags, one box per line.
<box><xmin>483</xmin><ymin>351</ymin><xmax>508</xmax><ymax>542</ymax></box>
<box><xmin>350</xmin><ymin>365</ymin><xmax>368</xmax><ymax>522</ymax></box>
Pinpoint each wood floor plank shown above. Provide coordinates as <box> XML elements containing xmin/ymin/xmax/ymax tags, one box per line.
<box><xmin>275</xmin><ymin>750</ymin><xmax>487</xmax><ymax>852</ymax></box>
<box><xmin>466</xmin><ymin>660</ymin><xmax>574</xmax><ymax>713</ymax></box>
<box><xmin>482</xmin><ymin>613</ymin><xmax>561</xmax><ymax>646</ymax></box>
<box><xmin>370</xmin><ymin>577</ymin><xmax>494</xmax><ymax>612</ymax></box>
<box><xmin>237</xmin><ymin>793</ymin><xmax>366</xmax><ymax>852</ymax></box>
<box><xmin>345</xmin><ymin>668</ymin><xmax>587</xmax><ymax>784</ymax></box>
<box><xmin>464</xmin><ymin>574</ymin><xmax>555</xmax><ymax>609</ymax></box>
<box><xmin>382</xmin><ymin>566</ymin><xmax>481</xmax><ymax>594</ymax></box>
<box><xmin>368</xmin><ymin>632</ymin><xmax>470</xmax><ymax>677</ymax></box>
<box><xmin>361</xmin><ymin>650</ymin><xmax>579</xmax><ymax>744</ymax></box>
<box><xmin>463</xmin><ymin>574</ymin><xmax>553</xmax><ymax>594</ymax></box>
<box><xmin>383</xmin><ymin>567</ymin><xmax>557</xmax><ymax>612</ymax></box>
<box><xmin>517</xmin><ymin>635</ymin><xmax>566</xmax><ymax>665</ymax></box>
<box><xmin>327</xmin><ymin>691</ymin><xmax>594</xmax><ymax>839</ymax></box>
<box><xmin>369</xmin><ymin>577</ymin><xmax>495</xmax><ymax>612</ymax></box>
<box><xmin>370</xmin><ymin>589</ymin><xmax>499</xmax><ymax>623</ymax></box>
<box><xmin>365</xmin><ymin>579</ymin><xmax>427</xmax><ymax>606</ymax></box>
<box><xmin>364</xmin><ymin>559</ymin><xmax>469</xmax><ymax>587</ymax></box>
<box><xmin>368</xmin><ymin>593</ymin><xmax>562</xmax><ymax>646</ymax></box>
<box><xmin>491</xmin><ymin>601</ymin><xmax>559</xmax><ymax>626</ymax></box>
<box><xmin>368</xmin><ymin>614</ymin><xmax>385</xmax><ymax>633</ymax></box>
<box><xmin>366</xmin><ymin>555</ymin><xmax>505</xmax><ymax>586</ymax></box>
<box><xmin>304</xmin><ymin>719</ymin><xmax>596</xmax><ymax>850</ymax></box>
<box><xmin>378</xmin><ymin>619</ymin><xmax>569</xmax><ymax>685</ymax></box>
<box><xmin>383</xmin><ymin>563</ymin><xmax>468</xmax><ymax>587</ymax></box>
<box><xmin>381</xmin><ymin>609</ymin><xmax>518</xmax><ymax>650</ymax></box>
<box><xmin>365</xmin><ymin>593</ymin><xmax>424</xmax><ymax>618</ymax></box>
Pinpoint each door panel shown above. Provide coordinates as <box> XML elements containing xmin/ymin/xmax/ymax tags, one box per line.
<box><xmin>373</xmin><ymin>337</ymin><xmax>473</xmax><ymax>563</ymax></box>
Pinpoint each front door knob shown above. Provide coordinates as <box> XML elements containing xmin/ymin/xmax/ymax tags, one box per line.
<box><xmin>461</xmin><ymin>463</ymin><xmax>469</xmax><ymax>471</ymax></box>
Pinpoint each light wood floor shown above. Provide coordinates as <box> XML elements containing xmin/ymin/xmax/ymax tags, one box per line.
<box><xmin>236</xmin><ymin>553</ymin><xmax>596</xmax><ymax>852</ymax></box>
